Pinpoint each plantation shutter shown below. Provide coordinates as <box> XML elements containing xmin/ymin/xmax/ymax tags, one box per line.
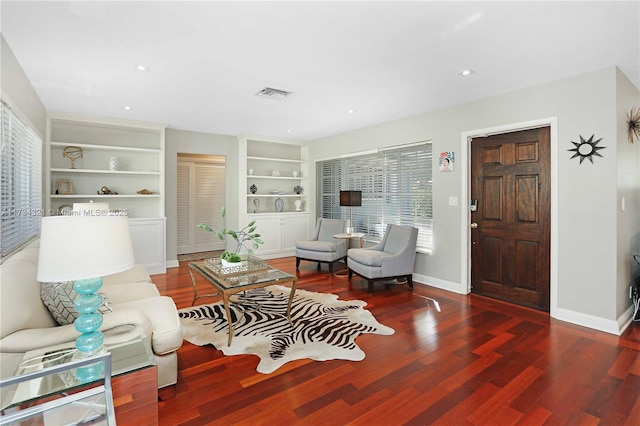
<box><xmin>317</xmin><ymin>141</ymin><xmax>432</xmax><ymax>251</ymax></box>
<box><xmin>0</xmin><ymin>100</ymin><xmax>42</xmax><ymax>258</ymax></box>
<box><xmin>177</xmin><ymin>158</ymin><xmax>226</xmax><ymax>254</ymax></box>
<box><xmin>176</xmin><ymin>163</ymin><xmax>190</xmax><ymax>247</ymax></box>
<box><xmin>193</xmin><ymin>163</ymin><xmax>225</xmax><ymax>245</ymax></box>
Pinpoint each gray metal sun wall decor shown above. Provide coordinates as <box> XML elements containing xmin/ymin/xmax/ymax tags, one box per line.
<box><xmin>628</xmin><ymin>106</ymin><xmax>640</xmax><ymax>143</ymax></box>
<box><xmin>568</xmin><ymin>134</ymin><xmax>606</xmax><ymax>164</ymax></box>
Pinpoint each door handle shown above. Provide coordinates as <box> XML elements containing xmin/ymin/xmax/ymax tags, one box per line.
<box><xmin>470</xmin><ymin>223</ymin><xmax>478</xmax><ymax>229</ymax></box>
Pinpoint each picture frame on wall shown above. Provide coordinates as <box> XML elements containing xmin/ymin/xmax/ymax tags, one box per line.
<box><xmin>57</xmin><ymin>179</ymin><xmax>74</xmax><ymax>195</ymax></box>
<box><xmin>439</xmin><ymin>152</ymin><xmax>454</xmax><ymax>172</ymax></box>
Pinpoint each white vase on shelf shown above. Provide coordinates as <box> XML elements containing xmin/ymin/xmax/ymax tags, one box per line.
<box><xmin>108</xmin><ymin>156</ymin><xmax>118</xmax><ymax>171</ymax></box>
<box><xmin>275</xmin><ymin>197</ymin><xmax>284</xmax><ymax>212</ymax></box>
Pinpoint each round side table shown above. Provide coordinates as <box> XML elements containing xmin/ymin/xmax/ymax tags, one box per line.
<box><xmin>332</xmin><ymin>233</ymin><xmax>365</xmax><ymax>277</ymax></box>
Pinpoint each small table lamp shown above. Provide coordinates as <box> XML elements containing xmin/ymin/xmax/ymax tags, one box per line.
<box><xmin>37</xmin><ymin>215</ymin><xmax>135</xmax><ymax>379</ymax></box>
<box><xmin>340</xmin><ymin>190</ymin><xmax>362</xmax><ymax>234</ymax></box>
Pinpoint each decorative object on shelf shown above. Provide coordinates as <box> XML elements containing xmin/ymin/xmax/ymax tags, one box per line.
<box><xmin>340</xmin><ymin>190</ymin><xmax>362</xmax><ymax>234</ymax></box>
<box><xmin>275</xmin><ymin>197</ymin><xmax>284</xmax><ymax>212</ymax></box>
<box><xmin>568</xmin><ymin>134</ymin><xmax>606</xmax><ymax>164</ymax></box>
<box><xmin>37</xmin><ymin>215</ymin><xmax>135</xmax><ymax>382</ymax></box>
<box><xmin>270</xmin><ymin>190</ymin><xmax>285</xmax><ymax>195</ymax></box>
<box><xmin>293</xmin><ymin>185</ymin><xmax>303</xmax><ymax>194</ymax></box>
<box><xmin>293</xmin><ymin>171</ymin><xmax>299</xmax><ymax>178</ymax></box>
<box><xmin>250</xmin><ymin>184</ymin><xmax>258</xmax><ymax>194</ymax></box>
<box><xmin>197</xmin><ymin>206</ymin><xmax>264</xmax><ymax>257</ymax></box>
<box><xmin>97</xmin><ymin>186</ymin><xmax>118</xmax><ymax>195</ymax></box>
<box><xmin>248</xmin><ymin>168</ymin><xmax>254</xmax><ymax>176</ymax></box>
<box><xmin>57</xmin><ymin>204</ymin><xmax>73</xmax><ymax>216</ymax></box>
<box><xmin>108</xmin><ymin>156</ymin><xmax>119</xmax><ymax>171</ymax></box>
<box><xmin>57</xmin><ymin>179</ymin><xmax>74</xmax><ymax>195</ymax></box>
<box><xmin>271</xmin><ymin>170</ymin><xmax>281</xmax><ymax>177</ymax></box>
<box><xmin>62</xmin><ymin>146</ymin><xmax>83</xmax><ymax>169</ymax></box>
<box><xmin>628</xmin><ymin>106</ymin><xmax>640</xmax><ymax>143</ymax></box>
<box><xmin>294</xmin><ymin>200</ymin><xmax>302</xmax><ymax>212</ymax></box>
<box><xmin>136</xmin><ymin>189</ymin><xmax>156</xmax><ymax>195</ymax></box>
<box><xmin>253</xmin><ymin>198</ymin><xmax>261</xmax><ymax>213</ymax></box>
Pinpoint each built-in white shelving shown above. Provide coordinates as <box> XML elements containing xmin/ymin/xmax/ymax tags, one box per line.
<box><xmin>238</xmin><ymin>135</ymin><xmax>311</xmax><ymax>259</ymax></box>
<box><xmin>46</xmin><ymin>113</ymin><xmax>168</xmax><ymax>274</ymax></box>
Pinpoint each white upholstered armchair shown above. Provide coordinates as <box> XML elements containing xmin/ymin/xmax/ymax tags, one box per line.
<box><xmin>295</xmin><ymin>218</ymin><xmax>347</xmax><ymax>273</ymax></box>
<box><xmin>347</xmin><ymin>224</ymin><xmax>419</xmax><ymax>293</ymax></box>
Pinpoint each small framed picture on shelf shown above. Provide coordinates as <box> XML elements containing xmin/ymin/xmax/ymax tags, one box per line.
<box><xmin>57</xmin><ymin>179</ymin><xmax>74</xmax><ymax>195</ymax></box>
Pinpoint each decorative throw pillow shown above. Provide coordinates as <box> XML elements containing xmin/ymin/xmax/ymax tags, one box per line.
<box><xmin>40</xmin><ymin>281</ymin><xmax>113</xmax><ymax>326</ymax></box>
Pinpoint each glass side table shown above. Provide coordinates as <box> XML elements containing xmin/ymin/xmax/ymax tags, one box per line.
<box><xmin>1</xmin><ymin>334</ymin><xmax>156</xmax><ymax>425</ymax></box>
<box><xmin>1</xmin><ymin>352</ymin><xmax>115</xmax><ymax>425</ymax></box>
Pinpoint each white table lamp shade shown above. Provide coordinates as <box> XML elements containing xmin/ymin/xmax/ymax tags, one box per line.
<box><xmin>37</xmin><ymin>215</ymin><xmax>135</xmax><ymax>282</ymax></box>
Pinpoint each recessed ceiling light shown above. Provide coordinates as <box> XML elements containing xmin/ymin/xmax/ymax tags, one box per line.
<box><xmin>348</xmin><ymin>109</ymin><xmax>355</xmax><ymax>114</ymax></box>
<box><xmin>123</xmin><ymin>106</ymin><xmax>131</xmax><ymax>111</ymax></box>
<box><xmin>287</xmin><ymin>129</ymin><xmax>293</xmax><ymax>133</ymax></box>
<box><xmin>136</xmin><ymin>65</ymin><xmax>149</xmax><ymax>72</ymax></box>
<box><xmin>459</xmin><ymin>69</ymin><xmax>476</xmax><ymax>77</ymax></box>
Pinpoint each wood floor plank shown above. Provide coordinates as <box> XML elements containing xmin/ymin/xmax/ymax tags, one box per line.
<box><xmin>155</xmin><ymin>257</ymin><xmax>640</xmax><ymax>425</ymax></box>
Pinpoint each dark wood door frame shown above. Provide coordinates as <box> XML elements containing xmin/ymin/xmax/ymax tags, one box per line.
<box><xmin>460</xmin><ymin>118</ymin><xmax>558</xmax><ymax>314</ymax></box>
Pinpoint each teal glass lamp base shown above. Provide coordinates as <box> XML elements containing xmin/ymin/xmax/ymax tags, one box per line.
<box><xmin>74</xmin><ymin>355</ymin><xmax>106</xmax><ymax>384</ymax></box>
<box><xmin>73</xmin><ymin>277</ymin><xmax>107</xmax><ymax>383</ymax></box>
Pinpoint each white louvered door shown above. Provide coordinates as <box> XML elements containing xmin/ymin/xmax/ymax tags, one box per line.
<box><xmin>177</xmin><ymin>159</ymin><xmax>226</xmax><ymax>254</ymax></box>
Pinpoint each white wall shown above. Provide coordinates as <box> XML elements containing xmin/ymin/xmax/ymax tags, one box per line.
<box><xmin>1</xmin><ymin>35</ymin><xmax>46</xmax><ymax>137</ymax></box>
<box><xmin>165</xmin><ymin>128</ymin><xmax>239</xmax><ymax>266</ymax></box>
<box><xmin>615</xmin><ymin>68</ymin><xmax>640</xmax><ymax>322</ymax></box>
<box><xmin>310</xmin><ymin>66</ymin><xmax>640</xmax><ymax>333</ymax></box>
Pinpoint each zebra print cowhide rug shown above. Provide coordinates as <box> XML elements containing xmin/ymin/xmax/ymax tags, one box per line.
<box><xmin>178</xmin><ymin>285</ymin><xmax>394</xmax><ymax>374</ymax></box>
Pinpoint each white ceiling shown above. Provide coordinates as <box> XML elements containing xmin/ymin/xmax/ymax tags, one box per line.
<box><xmin>2</xmin><ymin>1</ymin><xmax>639</xmax><ymax>141</ymax></box>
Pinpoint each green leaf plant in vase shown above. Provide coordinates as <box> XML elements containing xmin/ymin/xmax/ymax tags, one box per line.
<box><xmin>196</xmin><ymin>207</ymin><xmax>264</xmax><ymax>268</ymax></box>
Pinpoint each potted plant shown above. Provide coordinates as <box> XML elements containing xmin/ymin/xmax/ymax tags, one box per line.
<box><xmin>197</xmin><ymin>207</ymin><xmax>264</xmax><ymax>267</ymax></box>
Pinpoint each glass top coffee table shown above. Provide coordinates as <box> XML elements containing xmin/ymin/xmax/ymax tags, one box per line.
<box><xmin>188</xmin><ymin>259</ymin><xmax>298</xmax><ymax>346</ymax></box>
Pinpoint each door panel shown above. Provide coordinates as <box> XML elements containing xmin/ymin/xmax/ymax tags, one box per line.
<box><xmin>471</xmin><ymin>127</ymin><xmax>551</xmax><ymax>311</ymax></box>
<box><xmin>177</xmin><ymin>160</ymin><xmax>225</xmax><ymax>254</ymax></box>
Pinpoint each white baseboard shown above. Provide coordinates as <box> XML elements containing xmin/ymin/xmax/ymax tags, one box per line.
<box><xmin>146</xmin><ymin>266</ymin><xmax>167</xmax><ymax>275</ymax></box>
<box><xmin>616</xmin><ymin>305</ymin><xmax>634</xmax><ymax>335</ymax></box>
<box><xmin>414</xmin><ymin>274</ymin><xmax>632</xmax><ymax>336</ymax></box>
<box><xmin>413</xmin><ymin>273</ymin><xmax>468</xmax><ymax>295</ymax></box>
<box><xmin>552</xmin><ymin>306</ymin><xmax>633</xmax><ymax>336</ymax></box>
<box><xmin>166</xmin><ymin>259</ymin><xmax>179</xmax><ymax>269</ymax></box>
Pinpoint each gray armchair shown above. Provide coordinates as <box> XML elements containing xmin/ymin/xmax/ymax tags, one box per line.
<box><xmin>347</xmin><ymin>224</ymin><xmax>419</xmax><ymax>293</ymax></box>
<box><xmin>296</xmin><ymin>218</ymin><xmax>347</xmax><ymax>273</ymax></box>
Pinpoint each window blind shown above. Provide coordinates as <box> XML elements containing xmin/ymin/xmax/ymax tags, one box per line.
<box><xmin>1</xmin><ymin>100</ymin><xmax>42</xmax><ymax>258</ymax></box>
<box><xmin>317</xmin><ymin>142</ymin><xmax>433</xmax><ymax>250</ymax></box>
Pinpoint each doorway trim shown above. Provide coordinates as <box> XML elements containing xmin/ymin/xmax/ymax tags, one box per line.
<box><xmin>460</xmin><ymin>117</ymin><xmax>558</xmax><ymax>317</ymax></box>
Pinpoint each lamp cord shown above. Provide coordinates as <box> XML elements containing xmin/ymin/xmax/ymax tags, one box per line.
<box><xmin>18</xmin><ymin>348</ymin><xmax>77</xmax><ymax>370</ymax></box>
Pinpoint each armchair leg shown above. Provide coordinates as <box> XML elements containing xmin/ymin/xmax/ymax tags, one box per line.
<box><xmin>368</xmin><ymin>280</ymin><xmax>374</xmax><ymax>293</ymax></box>
<box><xmin>407</xmin><ymin>275</ymin><xmax>413</xmax><ymax>289</ymax></box>
<box><xmin>329</xmin><ymin>262</ymin><xmax>333</xmax><ymax>273</ymax></box>
<box><xmin>317</xmin><ymin>262</ymin><xmax>321</xmax><ymax>270</ymax></box>
<box><xmin>296</xmin><ymin>257</ymin><xmax>300</xmax><ymax>269</ymax></box>
<box><xmin>348</xmin><ymin>269</ymin><xmax>353</xmax><ymax>279</ymax></box>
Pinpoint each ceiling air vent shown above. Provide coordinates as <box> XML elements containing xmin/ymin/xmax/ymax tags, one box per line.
<box><xmin>254</xmin><ymin>87</ymin><xmax>291</xmax><ymax>100</ymax></box>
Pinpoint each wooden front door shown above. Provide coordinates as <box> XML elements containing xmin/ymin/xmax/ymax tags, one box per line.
<box><xmin>470</xmin><ymin>127</ymin><xmax>551</xmax><ymax>311</ymax></box>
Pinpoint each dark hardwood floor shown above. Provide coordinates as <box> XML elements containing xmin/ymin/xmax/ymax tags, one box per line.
<box><xmin>154</xmin><ymin>257</ymin><xmax>640</xmax><ymax>425</ymax></box>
